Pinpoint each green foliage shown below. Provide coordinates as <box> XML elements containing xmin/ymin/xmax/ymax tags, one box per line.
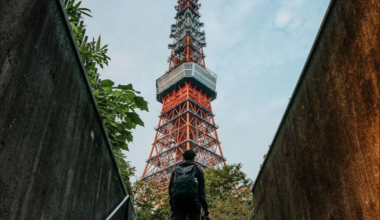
<box><xmin>63</xmin><ymin>0</ymin><xmax>148</xmax><ymax>179</ymax></box>
<box><xmin>64</xmin><ymin>0</ymin><xmax>92</xmax><ymax>28</ymax></box>
<box><xmin>113</xmin><ymin>150</ymin><xmax>135</xmax><ymax>194</ymax></box>
<box><xmin>132</xmin><ymin>164</ymin><xmax>253</xmax><ymax>220</ymax></box>
<box><xmin>95</xmin><ymin>83</ymin><xmax>148</xmax><ymax>151</ymax></box>
<box><xmin>132</xmin><ymin>181</ymin><xmax>171</xmax><ymax>220</ymax></box>
<box><xmin>204</xmin><ymin>164</ymin><xmax>254</xmax><ymax>220</ymax></box>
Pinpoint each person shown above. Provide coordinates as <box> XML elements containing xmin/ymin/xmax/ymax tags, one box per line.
<box><xmin>169</xmin><ymin>150</ymin><xmax>210</xmax><ymax>220</ymax></box>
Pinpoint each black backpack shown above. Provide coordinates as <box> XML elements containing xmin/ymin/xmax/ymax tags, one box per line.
<box><xmin>172</xmin><ymin>165</ymin><xmax>198</xmax><ymax>199</ymax></box>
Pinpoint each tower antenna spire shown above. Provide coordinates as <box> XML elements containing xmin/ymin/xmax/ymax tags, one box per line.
<box><xmin>168</xmin><ymin>0</ymin><xmax>206</xmax><ymax>71</ymax></box>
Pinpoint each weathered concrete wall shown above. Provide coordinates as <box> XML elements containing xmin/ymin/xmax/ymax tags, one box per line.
<box><xmin>0</xmin><ymin>0</ymin><xmax>132</xmax><ymax>219</ymax></box>
<box><xmin>251</xmin><ymin>0</ymin><xmax>379</xmax><ymax>220</ymax></box>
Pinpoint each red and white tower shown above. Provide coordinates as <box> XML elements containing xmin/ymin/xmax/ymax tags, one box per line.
<box><xmin>142</xmin><ymin>0</ymin><xmax>226</xmax><ymax>189</ymax></box>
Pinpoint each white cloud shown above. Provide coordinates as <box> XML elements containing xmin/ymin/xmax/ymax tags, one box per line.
<box><xmin>273</xmin><ymin>0</ymin><xmax>309</xmax><ymax>29</ymax></box>
<box><xmin>274</xmin><ymin>8</ymin><xmax>293</xmax><ymax>28</ymax></box>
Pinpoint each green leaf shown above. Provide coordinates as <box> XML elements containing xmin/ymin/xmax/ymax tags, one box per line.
<box><xmin>96</xmin><ymin>35</ymin><xmax>101</xmax><ymax>51</ymax></box>
<box><xmin>126</xmin><ymin>134</ymin><xmax>133</xmax><ymax>142</ymax></box>
<box><xmin>125</xmin><ymin>112</ymin><xmax>144</xmax><ymax>127</ymax></box>
<box><xmin>122</xmin><ymin>121</ymin><xmax>136</xmax><ymax>130</ymax></box>
<box><xmin>80</xmin><ymin>11</ymin><xmax>92</xmax><ymax>18</ymax></box>
<box><xmin>70</xmin><ymin>22</ymin><xmax>79</xmax><ymax>33</ymax></box>
<box><xmin>103</xmin><ymin>87</ymin><xmax>112</xmax><ymax>94</ymax></box>
<box><xmin>101</xmin><ymin>44</ymin><xmax>109</xmax><ymax>50</ymax></box>
<box><xmin>125</xmin><ymin>91</ymin><xmax>136</xmax><ymax>99</ymax></box>
<box><xmin>74</xmin><ymin>1</ymin><xmax>81</xmax><ymax>8</ymax></box>
<box><xmin>134</xmin><ymin>96</ymin><xmax>149</xmax><ymax>111</ymax></box>
<box><xmin>117</xmin><ymin>84</ymin><xmax>133</xmax><ymax>90</ymax></box>
<box><xmin>78</xmin><ymin>8</ymin><xmax>91</xmax><ymax>12</ymax></box>
<box><xmin>119</xmin><ymin>129</ymin><xmax>132</xmax><ymax>135</ymax></box>
<box><xmin>100</xmin><ymin>79</ymin><xmax>115</xmax><ymax>88</ymax></box>
<box><xmin>120</xmin><ymin>143</ymin><xmax>129</xmax><ymax>151</ymax></box>
<box><xmin>68</xmin><ymin>0</ymin><xmax>75</xmax><ymax>8</ymax></box>
<box><xmin>116</xmin><ymin>134</ymin><xmax>127</xmax><ymax>142</ymax></box>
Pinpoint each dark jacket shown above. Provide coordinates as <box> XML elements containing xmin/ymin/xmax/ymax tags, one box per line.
<box><xmin>169</xmin><ymin>160</ymin><xmax>209</xmax><ymax>213</ymax></box>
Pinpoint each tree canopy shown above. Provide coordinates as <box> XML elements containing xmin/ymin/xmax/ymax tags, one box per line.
<box><xmin>204</xmin><ymin>164</ymin><xmax>253</xmax><ymax>220</ymax></box>
<box><xmin>132</xmin><ymin>181</ymin><xmax>171</xmax><ymax>220</ymax></box>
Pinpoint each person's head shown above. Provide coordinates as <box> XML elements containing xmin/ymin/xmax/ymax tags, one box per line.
<box><xmin>183</xmin><ymin>150</ymin><xmax>196</xmax><ymax>161</ymax></box>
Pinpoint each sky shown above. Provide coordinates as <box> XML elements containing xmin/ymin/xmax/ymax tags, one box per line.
<box><xmin>81</xmin><ymin>0</ymin><xmax>330</xmax><ymax>182</ymax></box>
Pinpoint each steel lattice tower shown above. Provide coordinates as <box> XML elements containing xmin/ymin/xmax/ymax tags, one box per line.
<box><xmin>142</xmin><ymin>0</ymin><xmax>226</xmax><ymax>188</ymax></box>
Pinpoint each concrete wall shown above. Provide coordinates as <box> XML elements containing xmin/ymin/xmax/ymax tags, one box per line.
<box><xmin>251</xmin><ymin>0</ymin><xmax>379</xmax><ymax>219</ymax></box>
<box><xmin>0</xmin><ymin>0</ymin><xmax>133</xmax><ymax>219</ymax></box>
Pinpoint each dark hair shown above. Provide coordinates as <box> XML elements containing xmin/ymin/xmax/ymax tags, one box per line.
<box><xmin>183</xmin><ymin>150</ymin><xmax>196</xmax><ymax>160</ymax></box>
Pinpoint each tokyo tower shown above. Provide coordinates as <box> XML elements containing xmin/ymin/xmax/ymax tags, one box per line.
<box><xmin>142</xmin><ymin>0</ymin><xmax>226</xmax><ymax>188</ymax></box>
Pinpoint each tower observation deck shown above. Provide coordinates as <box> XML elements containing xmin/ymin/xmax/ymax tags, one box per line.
<box><xmin>142</xmin><ymin>0</ymin><xmax>226</xmax><ymax>188</ymax></box>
